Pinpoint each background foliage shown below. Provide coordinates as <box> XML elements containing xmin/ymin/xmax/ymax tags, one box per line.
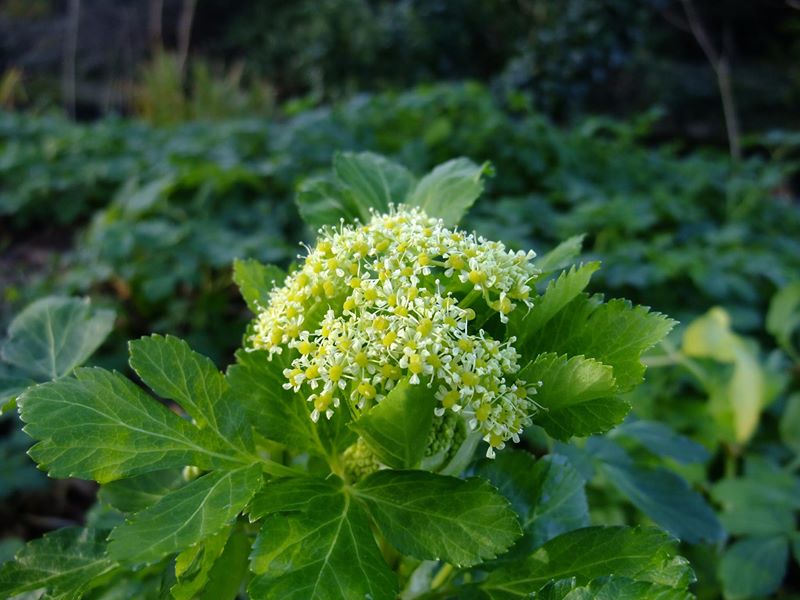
<box><xmin>1</xmin><ymin>1</ymin><xmax>799</xmax><ymax>598</ymax></box>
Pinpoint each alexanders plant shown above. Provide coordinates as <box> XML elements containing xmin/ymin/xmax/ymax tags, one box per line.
<box><xmin>0</xmin><ymin>153</ymin><xmax>690</xmax><ymax>599</ymax></box>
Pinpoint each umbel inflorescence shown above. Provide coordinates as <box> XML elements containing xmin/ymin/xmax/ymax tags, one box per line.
<box><xmin>250</xmin><ymin>206</ymin><xmax>541</xmax><ymax>455</ymax></box>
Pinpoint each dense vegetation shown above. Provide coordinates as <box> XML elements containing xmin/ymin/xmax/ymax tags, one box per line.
<box><xmin>1</xmin><ymin>82</ymin><xmax>799</xmax><ymax>599</ymax></box>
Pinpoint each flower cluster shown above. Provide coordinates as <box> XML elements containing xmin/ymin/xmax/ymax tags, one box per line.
<box><xmin>250</xmin><ymin>206</ymin><xmax>541</xmax><ymax>455</ymax></box>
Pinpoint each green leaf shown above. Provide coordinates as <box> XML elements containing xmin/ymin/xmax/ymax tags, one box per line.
<box><xmin>1</xmin><ymin>297</ymin><xmax>114</xmax><ymax>380</ymax></box>
<box><xmin>248</xmin><ymin>477</ymin><xmax>396</xmax><ymax>600</ymax></box>
<box><xmin>474</xmin><ymin>452</ymin><xmax>589</xmax><ymax>556</ymax></box>
<box><xmin>334</xmin><ymin>151</ymin><xmax>416</xmax><ymax>216</ymax></box>
<box><xmin>598</xmin><ymin>459</ymin><xmax>723</xmax><ymax>544</ymax></box>
<box><xmin>0</xmin><ymin>527</ymin><xmax>117</xmax><ymax>598</ymax></box>
<box><xmin>98</xmin><ymin>469</ymin><xmax>185</xmax><ymax>513</ymax></box>
<box><xmin>171</xmin><ymin>527</ymin><xmax>232</xmax><ymax>600</ymax></box>
<box><xmin>406</xmin><ymin>158</ymin><xmax>487</xmax><ymax>225</ymax></box>
<box><xmin>232</xmin><ymin>258</ymin><xmax>286</xmax><ymax>314</ymax></box>
<box><xmin>482</xmin><ymin>527</ymin><xmax>691</xmax><ymax>597</ymax></box>
<box><xmin>350</xmin><ymin>378</ymin><xmax>435</xmax><ymax>469</ymax></box>
<box><xmin>718</xmin><ymin>536</ymin><xmax>789</xmax><ymax>600</ymax></box>
<box><xmin>780</xmin><ymin>393</ymin><xmax>800</xmax><ymax>454</ymax></box>
<box><xmin>19</xmin><ymin>368</ymin><xmax>244</xmax><ymax>483</ymax></box>
<box><xmin>519</xmin><ymin>353</ymin><xmax>625</xmax><ymax>439</ymax></box>
<box><xmin>523</xmin><ymin>294</ymin><xmax>676</xmax><ymax>391</ymax></box>
<box><xmin>200</xmin><ymin>526</ymin><xmax>251</xmax><ymax>600</ymax></box>
<box><xmin>107</xmin><ymin>464</ymin><xmax>262</xmax><ymax>563</ymax></box>
<box><xmin>296</xmin><ymin>176</ymin><xmax>359</xmax><ymax>230</ymax></box>
<box><xmin>535</xmin><ymin>234</ymin><xmax>586</xmax><ymax>274</ymax></box>
<box><xmin>766</xmin><ymin>281</ymin><xmax>800</xmax><ymax>358</ymax></box>
<box><xmin>539</xmin><ymin>576</ymin><xmax>693</xmax><ymax>600</ymax></box>
<box><xmin>129</xmin><ymin>335</ymin><xmax>225</xmax><ymax>430</ymax></box>
<box><xmin>711</xmin><ymin>468</ymin><xmax>800</xmax><ymax>536</ymax></box>
<box><xmin>511</xmin><ymin>263</ymin><xmax>600</xmax><ymax>345</ymax></box>
<box><xmin>226</xmin><ymin>349</ymin><xmax>318</xmax><ymax>453</ymax></box>
<box><xmin>614</xmin><ymin>420</ymin><xmax>709</xmax><ymax>464</ymax></box>
<box><xmin>354</xmin><ymin>470</ymin><xmax>521</xmax><ymax>567</ymax></box>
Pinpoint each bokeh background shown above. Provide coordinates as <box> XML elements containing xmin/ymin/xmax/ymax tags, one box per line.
<box><xmin>1</xmin><ymin>2</ymin><xmax>799</xmax><ymax>599</ymax></box>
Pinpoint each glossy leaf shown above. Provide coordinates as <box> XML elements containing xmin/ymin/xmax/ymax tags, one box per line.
<box><xmin>0</xmin><ymin>527</ymin><xmax>117</xmax><ymax>598</ymax></box>
<box><xmin>354</xmin><ymin>470</ymin><xmax>521</xmax><ymax>566</ymax></box>
<box><xmin>248</xmin><ymin>477</ymin><xmax>396</xmax><ymax>600</ymax></box>
<box><xmin>518</xmin><ymin>353</ymin><xmax>624</xmax><ymax>439</ymax></box>
<box><xmin>350</xmin><ymin>378</ymin><xmax>435</xmax><ymax>469</ymax></box>
<box><xmin>614</xmin><ymin>420</ymin><xmax>709</xmax><ymax>464</ymax></box>
<box><xmin>19</xmin><ymin>368</ymin><xmax>245</xmax><ymax>483</ymax></box>
<box><xmin>171</xmin><ymin>527</ymin><xmax>232</xmax><ymax>600</ymax></box>
<box><xmin>107</xmin><ymin>464</ymin><xmax>262</xmax><ymax>563</ymax></box>
<box><xmin>98</xmin><ymin>469</ymin><xmax>184</xmax><ymax>513</ymax></box>
<box><xmin>534</xmin><ymin>234</ymin><xmax>586</xmax><ymax>274</ymax></box>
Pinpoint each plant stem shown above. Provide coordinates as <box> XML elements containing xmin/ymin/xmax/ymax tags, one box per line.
<box><xmin>430</xmin><ymin>563</ymin><xmax>455</xmax><ymax>590</ymax></box>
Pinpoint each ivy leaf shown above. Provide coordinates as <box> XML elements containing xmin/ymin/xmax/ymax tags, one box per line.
<box><xmin>0</xmin><ymin>527</ymin><xmax>117</xmax><ymax>599</ymax></box>
<box><xmin>107</xmin><ymin>464</ymin><xmax>262</xmax><ymax>563</ymax></box>
<box><xmin>474</xmin><ymin>451</ymin><xmax>589</xmax><ymax>556</ymax></box>
<box><xmin>171</xmin><ymin>527</ymin><xmax>232</xmax><ymax>600</ymax></box>
<box><xmin>248</xmin><ymin>477</ymin><xmax>397</xmax><ymax>600</ymax></box>
<box><xmin>354</xmin><ymin>470</ymin><xmax>521</xmax><ymax>567</ymax></box>
<box><xmin>406</xmin><ymin>158</ymin><xmax>488</xmax><ymax>225</ymax></box>
<box><xmin>522</xmin><ymin>294</ymin><xmax>676</xmax><ymax>391</ymax></box>
<box><xmin>511</xmin><ymin>262</ymin><xmax>600</xmax><ymax>345</ymax></box>
<box><xmin>482</xmin><ymin>526</ymin><xmax>691</xmax><ymax>597</ymax></box>
<box><xmin>232</xmin><ymin>259</ymin><xmax>285</xmax><ymax>314</ymax></box>
<box><xmin>598</xmin><ymin>459</ymin><xmax>724</xmax><ymax>544</ymax></box>
<box><xmin>718</xmin><ymin>536</ymin><xmax>789</xmax><ymax>600</ymax></box>
<box><xmin>18</xmin><ymin>368</ymin><xmax>245</xmax><ymax>483</ymax></box>
<box><xmin>519</xmin><ymin>353</ymin><xmax>625</xmax><ymax>440</ymax></box>
<box><xmin>98</xmin><ymin>469</ymin><xmax>185</xmax><ymax>513</ymax></box>
<box><xmin>333</xmin><ymin>151</ymin><xmax>416</xmax><ymax>216</ymax></box>
<box><xmin>350</xmin><ymin>378</ymin><xmax>435</xmax><ymax>469</ymax></box>
<box><xmin>534</xmin><ymin>234</ymin><xmax>586</xmax><ymax>274</ymax></box>
<box><xmin>1</xmin><ymin>297</ymin><xmax>114</xmax><ymax>381</ymax></box>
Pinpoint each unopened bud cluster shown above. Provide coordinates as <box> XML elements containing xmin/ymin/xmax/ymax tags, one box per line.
<box><xmin>250</xmin><ymin>206</ymin><xmax>541</xmax><ymax>454</ymax></box>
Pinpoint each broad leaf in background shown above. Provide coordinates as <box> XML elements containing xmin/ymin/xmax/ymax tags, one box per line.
<box><xmin>18</xmin><ymin>367</ymin><xmax>247</xmax><ymax>483</ymax></box>
<box><xmin>599</xmin><ymin>460</ymin><xmax>723</xmax><ymax>544</ymax></box>
<box><xmin>354</xmin><ymin>470</ymin><xmax>521</xmax><ymax>567</ymax></box>
<box><xmin>107</xmin><ymin>464</ymin><xmax>262</xmax><ymax>563</ymax></box>
<box><xmin>518</xmin><ymin>352</ymin><xmax>623</xmax><ymax>439</ymax></box>
<box><xmin>766</xmin><ymin>281</ymin><xmax>800</xmax><ymax>360</ymax></box>
<box><xmin>232</xmin><ymin>259</ymin><xmax>286</xmax><ymax>314</ymax></box>
<box><xmin>481</xmin><ymin>526</ymin><xmax>693</xmax><ymax>598</ymax></box>
<box><xmin>1</xmin><ymin>297</ymin><xmax>115</xmax><ymax>381</ymax></box>
<box><xmin>614</xmin><ymin>420</ymin><xmax>710</xmax><ymax>465</ymax></box>
<box><xmin>718</xmin><ymin>537</ymin><xmax>789</xmax><ymax>600</ymax></box>
<box><xmin>474</xmin><ymin>451</ymin><xmax>589</xmax><ymax>556</ymax></box>
<box><xmin>406</xmin><ymin>158</ymin><xmax>487</xmax><ymax>225</ymax></box>
<box><xmin>780</xmin><ymin>393</ymin><xmax>800</xmax><ymax>454</ymax></box>
<box><xmin>350</xmin><ymin>378</ymin><xmax>435</xmax><ymax>469</ymax></box>
<box><xmin>0</xmin><ymin>527</ymin><xmax>118</xmax><ymax>599</ymax></box>
<box><xmin>683</xmin><ymin>307</ymin><xmax>767</xmax><ymax>443</ymax></box>
<box><xmin>248</xmin><ymin>477</ymin><xmax>397</xmax><ymax>600</ymax></box>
